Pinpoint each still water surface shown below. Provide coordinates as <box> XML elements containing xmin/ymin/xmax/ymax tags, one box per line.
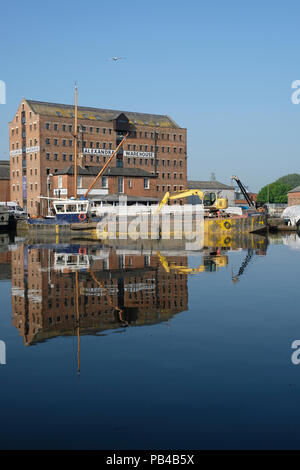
<box><xmin>0</xmin><ymin>232</ymin><xmax>300</xmax><ymax>449</ymax></box>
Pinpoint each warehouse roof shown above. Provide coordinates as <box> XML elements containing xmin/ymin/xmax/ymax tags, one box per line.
<box><xmin>0</xmin><ymin>161</ymin><xmax>9</xmax><ymax>180</ymax></box>
<box><xmin>25</xmin><ymin>99</ymin><xmax>181</xmax><ymax>129</ymax></box>
<box><xmin>288</xmin><ymin>185</ymin><xmax>300</xmax><ymax>193</ymax></box>
<box><xmin>55</xmin><ymin>165</ymin><xmax>156</xmax><ymax>178</ymax></box>
<box><xmin>188</xmin><ymin>180</ymin><xmax>232</xmax><ymax>190</ymax></box>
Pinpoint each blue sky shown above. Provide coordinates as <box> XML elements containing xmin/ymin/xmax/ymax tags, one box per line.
<box><xmin>0</xmin><ymin>0</ymin><xmax>299</xmax><ymax>191</ymax></box>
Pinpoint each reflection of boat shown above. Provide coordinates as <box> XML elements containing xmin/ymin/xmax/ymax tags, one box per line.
<box><xmin>54</xmin><ymin>253</ymin><xmax>90</xmax><ymax>272</ymax></box>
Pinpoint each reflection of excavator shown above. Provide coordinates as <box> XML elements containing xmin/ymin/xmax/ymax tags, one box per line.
<box><xmin>231</xmin><ymin>250</ymin><xmax>255</xmax><ymax>283</ymax></box>
<box><xmin>156</xmin><ymin>250</ymin><xmax>228</xmax><ymax>274</ymax></box>
<box><xmin>155</xmin><ymin>189</ymin><xmax>228</xmax><ymax>214</ymax></box>
<box><xmin>231</xmin><ymin>245</ymin><xmax>266</xmax><ymax>283</ymax></box>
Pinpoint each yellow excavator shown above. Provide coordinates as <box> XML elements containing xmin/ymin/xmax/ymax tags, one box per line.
<box><xmin>155</xmin><ymin>189</ymin><xmax>228</xmax><ymax>214</ymax></box>
<box><xmin>156</xmin><ymin>250</ymin><xmax>228</xmax><ymax>274</ymax></box>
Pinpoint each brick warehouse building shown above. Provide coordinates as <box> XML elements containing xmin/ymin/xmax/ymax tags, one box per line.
<box><xmin>9</xmin><ymin>99</ymin><xmax>187</xmax><ymax>215</ymax></box>
<box><xmin>288</xmin><ymin>186</ymin><xmax>300</xmax><ymax>206</ymax></box>
<box><xmin>0</xmin><ymin>160</ymin><xmax>10</xmax><ymax>201</ymax></box>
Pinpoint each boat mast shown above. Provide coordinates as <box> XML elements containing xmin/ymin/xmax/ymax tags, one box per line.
<box><xmin>74</xmin><ymin>84</ymin><xmax>78</xmax><ymax>198</ymax></box>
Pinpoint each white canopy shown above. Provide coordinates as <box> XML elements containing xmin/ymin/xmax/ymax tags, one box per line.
<box><xmin>281</xmin><ymin>205</ymin><xmax>300</xmax><ymax>226</ymax></box>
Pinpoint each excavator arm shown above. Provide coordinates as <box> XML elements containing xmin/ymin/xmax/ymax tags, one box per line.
<box><xmin>156</xmin><ymin>189</ymin><xmax>205</xmax><ymax>214</ymax></box>
<box><xmin>156</xmin><ymin>189</ymin><xmax>228</xmax><ymax>214</ymax></box>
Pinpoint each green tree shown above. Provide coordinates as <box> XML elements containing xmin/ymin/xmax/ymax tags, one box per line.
<box><xmin>257</xmin><ymin>182</ymin><xmax>292</xmax><ymax>203</ymax></box>
<box><xmin>276</xmin><ymin>173</ymin><xmax>300</xmax><ymax>189</ymax></box>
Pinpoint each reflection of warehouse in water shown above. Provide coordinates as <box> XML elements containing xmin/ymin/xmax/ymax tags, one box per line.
<box><xmin>11</xmin><ymin>245</ymin><xmax>188</xmax><ymax>345</ymax></box>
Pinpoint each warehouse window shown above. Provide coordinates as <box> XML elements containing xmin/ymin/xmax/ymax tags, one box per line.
<box><xmin>118</xmin><ymin>177</ymin><xmax>124</xmax><ymax>193</ymax></box>
<box><xmin>144</xmin><ymin>178</ymin><xmax>149</xmax><ymax>189</ymax></box>
<box><xmin>102</xmin><ymin>176</ymin><xmax>108</xmax><ymax>188</ymax></box>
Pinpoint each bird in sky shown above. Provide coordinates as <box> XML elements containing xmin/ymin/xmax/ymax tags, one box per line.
<box><xmin>108</xmin><ymin>56</ymin><xmax>126</xmax><ymax>62</ymax></box>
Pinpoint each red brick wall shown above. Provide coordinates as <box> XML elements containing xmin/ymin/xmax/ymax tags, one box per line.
<box><xmin>52</xmin><ymin>174</ymin><xmax>156</xmax><ymax>199</ymax></box>
<box><xmin>288</xmin><ymin>192</ymin><xmax>300</xmax><ymax>206</ymax></box>
<box><xmin>0</xmin><ymin>180</ymin><xmax>10</xmax><ymax>202</ymax></box>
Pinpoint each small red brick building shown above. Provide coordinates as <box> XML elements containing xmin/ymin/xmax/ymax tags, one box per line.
<box><xmin>0</xmin><ymin>161</ymin><xmax>10</xmax><ymax>202</ymax></box>
<box><xmin>52</xmin><ymin>164</ymin><xmax>159</xmax><ymax>204</ymax></box>
<box><xmin>235</xmin><ymin>192</ymin><xmax>257</xmax><ymax>206</ymax></box>
<box><xmin>288</xmin><ymin>186</ymin><xmax>300</xmax><ymax>206</ymax></box>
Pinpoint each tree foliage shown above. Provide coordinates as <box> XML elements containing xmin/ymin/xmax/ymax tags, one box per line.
<box><xmin>257</xmin><ymin>182</ymin><xmax>292</xmax><ymax>203</ymax></box>
<box><xmin>276</xmin><ymin>174</ymin><xmax>300</xmax><ymax>189</ymax></box>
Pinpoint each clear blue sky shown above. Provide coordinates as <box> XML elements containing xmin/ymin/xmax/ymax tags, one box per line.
<box><xmin>0</xmin><ymin>0</ymin><xmax>299</xmax><ymax>191</ymax></box>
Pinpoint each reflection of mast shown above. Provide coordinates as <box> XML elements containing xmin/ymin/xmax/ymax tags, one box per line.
<box><xmin>89</xmin><ymin>269</ymin><xmax>129</xmax><ymax>327</ymax></box>
<box><xmin>75</xmin><ymin>270</ymin><xmax>80</xmax><ymax>375</ymax></box>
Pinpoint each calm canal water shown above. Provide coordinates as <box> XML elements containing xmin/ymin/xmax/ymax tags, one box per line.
<box><xmin>0</xmin><ymin>231</ymin><xmax>300</xmax><ymax>449</ymax></box>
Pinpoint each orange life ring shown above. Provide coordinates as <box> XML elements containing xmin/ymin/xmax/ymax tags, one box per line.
<box><xmin>78</xmin><ymin>213</ymin><xmax>87</xmax><ymax>221</ymax></box>
<box><xmin>79</xmin><ymin>247</ymin><xmax>87</xmax><ymax>255</ymax></box>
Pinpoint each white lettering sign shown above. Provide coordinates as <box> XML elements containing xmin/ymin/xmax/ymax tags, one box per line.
<box><xmin>9</xmin><ymin>149</ymin><xmax>22</xmax><ymax>156</ymax></box>
<box><xmin>83</xmin><ymin>148</ymin><xmax>114</xmax><ymax>156</ymax></box>
<box><xmin>123</xmin><ymin>151</ymin><xmax>155</xmax><ymax>158</ymax></box>
<box><xmin>26</xmin><ymin>146</ymin><xmax>40</xmax><ymax>154</ymax></box>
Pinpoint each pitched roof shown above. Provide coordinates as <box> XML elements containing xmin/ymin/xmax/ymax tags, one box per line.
<box><xmin>187</xmin><ymin>180</ymin><xmax>233</xmax><ymax>190</ymax></box>
<box><xmin>0</xmin><ymin>160</ymin><xmax>9</xmax><ymax>180</ymax></box>
<box><xmin>55</xmin><ymin>165</ymin><xmax>156</xmax><ymax>178</ymax></box>
<box><xmin>25</xmin><ymin>99</ymin><xmax>180</xmax><ymax>129</ymax></box>
<box><xmin>288</xmin><ymin>185</ymin><xmax>300</xmax><ymax>193</ymax></box>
